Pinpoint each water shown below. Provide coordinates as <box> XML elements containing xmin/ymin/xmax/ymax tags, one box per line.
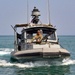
<box><xmin>0</xmin><ymin>35</ymin><xmax>75</xmax><ymax>75</ymax></box>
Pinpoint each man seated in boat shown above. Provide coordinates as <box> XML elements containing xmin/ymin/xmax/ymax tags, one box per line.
<box><xmin>31</xmin><ymin>30</ymin><xmax>43</xmax><ymax>44</ymax></box>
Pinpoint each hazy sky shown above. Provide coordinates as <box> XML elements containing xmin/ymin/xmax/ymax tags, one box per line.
<box><xmin>0</xmin><ymin>0</ymin><xmax>75</xmax><ymax>35</ymax></box>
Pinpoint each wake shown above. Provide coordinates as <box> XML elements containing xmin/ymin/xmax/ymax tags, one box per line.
<box><xmin>0</xmin><ymin>48</ymin><xmax>14</xmax><ymax>56</ymax></box>
<box><xmin>61</xmin><ymin>58</ymin><xmax>75</xmax><ymax>65</ymax></box>
<box><xmin>0</xmin><ymin>59</ymin><xmax>75</xmax><ymax>68</ymax></box>
<box><xmin>0</xmin><ymin>48</ymin><xmax>75</xmax><ymax>68</ymax></box>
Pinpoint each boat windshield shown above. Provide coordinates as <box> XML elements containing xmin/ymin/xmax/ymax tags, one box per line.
<box><xmin>21</xmin><ymin>27</ymin><xmax>57</xmax><ymax>43</ymax></box>
<box><xmin>26</xmin><ymin>31</ymin><xmax>56</xmax><ymax>43</ymax></box>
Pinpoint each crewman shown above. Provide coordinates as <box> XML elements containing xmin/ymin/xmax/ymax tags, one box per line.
<box><xmin>31</xmin><ymin>30</ymin><xmax>43</xmax><ymax>43</ymax></box>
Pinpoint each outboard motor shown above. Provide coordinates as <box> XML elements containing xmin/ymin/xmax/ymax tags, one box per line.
<box><xmin>31</xmin><ymin>7</ymin><xmax>40</xmax><ymax>24</ymax></box>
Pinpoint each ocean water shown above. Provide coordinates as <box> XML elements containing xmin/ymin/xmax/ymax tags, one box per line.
<box><xmin>0</xmin><ymin>35</ymin><xmax>75</xmax><ymax>75</ymax></box>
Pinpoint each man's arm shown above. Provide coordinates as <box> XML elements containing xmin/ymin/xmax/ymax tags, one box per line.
<box><xmin>31</xmin><ymin>35</ymin><xmax>36</xmax><ymax>42</ymax></box>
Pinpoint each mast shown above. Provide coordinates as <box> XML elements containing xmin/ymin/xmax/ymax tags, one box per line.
<box><xmin>47</xmin><ymin>0</ymin><xmax>51</xmax><ymax>25</ymax></box>
<box><xmin>27</xmin><ymin>0</ymin><xmax>29</xmax><ymax>24</ymax></box>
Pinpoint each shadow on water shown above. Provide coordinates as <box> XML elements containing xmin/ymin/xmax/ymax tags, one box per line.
<box><xmin>14</xmin><ymin>65</ymin><xmax>70</xmax><ymax>75</ymax></box>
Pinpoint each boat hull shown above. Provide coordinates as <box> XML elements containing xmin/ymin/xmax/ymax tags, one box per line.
<box><xmin>11</xmin><ymin>48</ymin><xmax>70</xmax><ymax>62</ymax></box>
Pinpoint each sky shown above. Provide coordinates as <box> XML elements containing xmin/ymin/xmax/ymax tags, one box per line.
<box><xmin>0</xmin><ymin>0</ymin><xmax>75</xmax><ymax>35</ymax></box>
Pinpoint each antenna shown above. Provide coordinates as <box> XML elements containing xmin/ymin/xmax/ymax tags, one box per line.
<box><xmin>47</xmin><ymin>0</ymin><xmax>51</xmax><ymax>25</ymax></box>
<box><xmin>27</xmin><ymin>0</ymin><xmax>29</xmax><ymax>24</ymax></box>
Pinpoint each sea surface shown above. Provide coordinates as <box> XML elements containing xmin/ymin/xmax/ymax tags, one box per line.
<box><xmin>0</xmin><ymin>35</ymin><xmax>75</xmax><ymax>75</ymax></box>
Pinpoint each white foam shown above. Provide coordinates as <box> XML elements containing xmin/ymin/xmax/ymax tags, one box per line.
<box><xmin>61</xmin><ymin>59</ymin><xmax>75</xmax><ymax>65</ymax></box>
<box><xmin>0</xmin><ymin>60</ymin><xmax>32</xmax><ymax>68</ymax></box>
<box><xmin>0</xmin><ymin>59</ymin><xmax>51</xmax><ymax>68</ymax></box>
<box><xmin>0</xmin><ymin>58</ymin><xmax>75</xmax><ymax>68</ymax></box>
<box><xmin>0</xmin><ymin>48</ymin><xmax>14</xmax><ymax>56</ymax></box>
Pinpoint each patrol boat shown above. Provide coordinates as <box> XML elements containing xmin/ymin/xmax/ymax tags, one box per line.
<box><xmin>11</xmin><ymin>7</ymin><xmax>70</xmax><ymax>62</ymax></box>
